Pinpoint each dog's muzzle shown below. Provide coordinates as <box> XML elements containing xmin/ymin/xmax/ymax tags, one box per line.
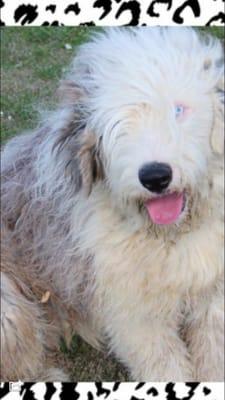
<box><xmin>138</xmin><ymin>162</ymin><xmax>186</xmax><ymax>225</ymax></box>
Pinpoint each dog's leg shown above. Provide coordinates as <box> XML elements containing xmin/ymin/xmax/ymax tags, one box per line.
<box><xmin>185</xmin><ymin>280</ymin><xmax>224</xmax><ymax>381</ymax></box>
<box><xmin>1</xmin><ymin>272</ymin><xmax>69</xmax><ymax>381</ymax></box>
<box><xmin>105</xmin><ymin>313</ymin><xmax>193</xmax><ymax>381</ymax></box>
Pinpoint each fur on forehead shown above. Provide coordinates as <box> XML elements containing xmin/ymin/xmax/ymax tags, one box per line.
<box><xmin>68</xmin><ymin>27</ymin><xmax>224</xmax><ymax>107</ymax></box>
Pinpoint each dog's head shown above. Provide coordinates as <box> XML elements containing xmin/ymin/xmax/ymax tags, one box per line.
<box><xmin>58</xmin><ymin>28</ymin><xmax>224</xmax><ymax>234</ymax></box>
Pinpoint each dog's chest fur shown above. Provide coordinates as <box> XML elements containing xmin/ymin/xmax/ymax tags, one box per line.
<box><xmin>72</xmin><ymin>190</ymin><xmax>223</xmax><ymax>324</ymax></box>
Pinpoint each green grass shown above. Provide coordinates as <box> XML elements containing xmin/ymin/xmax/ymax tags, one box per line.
<box><xmin>1</xmin><ymin>27</ymin><xmax>99</xmax><ymax>142</ymax></box>
<box><xmin>199</xmin><ymin>26</ymin><xmax>225</xmax><ymax>39</ymax></box>
<box><xmin>1</xmin><ymin>26</ymin><xmax>224</xmax><ymax>380</ymax></box>
<box><xmin>59</xmin><ymin>336</ymin><xmax>128</xmax><ymax>381</ymax></box>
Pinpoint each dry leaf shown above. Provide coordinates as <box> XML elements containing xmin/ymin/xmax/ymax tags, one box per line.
<box><xmin>40</xmin><ymin>290</ymin><xmax>51</xmax><ymax>303</ymax></box>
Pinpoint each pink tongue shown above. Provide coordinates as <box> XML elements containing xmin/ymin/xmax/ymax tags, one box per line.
<box><xmin>145</xmin><ymin>192</ymin><xmax>184</xmax><ymax>225</ymax></box>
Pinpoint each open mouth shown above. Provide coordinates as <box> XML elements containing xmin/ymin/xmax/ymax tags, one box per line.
<box><xmin>144</xmin><ymin>191</ymin><xmax>186</xmax><ymax>225</ymax></box>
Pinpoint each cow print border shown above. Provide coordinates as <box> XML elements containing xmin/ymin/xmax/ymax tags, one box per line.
<box><xmin>0</xmin><ymin>382</ymin><xmax>223</xmax><ymax>400</ymax></box>
<box><xmin>0</xmin><ymin>0</ymin><xmax>224</xmax><ymax>26</ymax></box>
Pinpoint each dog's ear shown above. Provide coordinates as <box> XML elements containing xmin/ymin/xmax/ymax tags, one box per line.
<box><xmin>210</xmin><ymin>77</ymin><xmax>224</xmax><ymax>155</ymax></box>
<box><xmin>56</xmin><ymin>125</ymin><xmax>104</xmax><ymax>196</ymax></box>
<box><xmin>55</xmin><ymin>79</ymin><xmax>104</xmax><ymax>195</ymax></box>
<box><xmin>78</xmin><ymin>129</ymin><xmax>104</xmax><ymax>196</ymax></box>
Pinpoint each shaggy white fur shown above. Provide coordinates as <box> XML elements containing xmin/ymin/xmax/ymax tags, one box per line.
<box><xmin>1</xmin><ymin>27</ymin><xmax>224</xmax><ymax>381</ymax></box>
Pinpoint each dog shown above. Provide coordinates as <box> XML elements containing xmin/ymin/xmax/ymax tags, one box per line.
<box><xmin>1</xmin><ymin>27</ymin><xmax>224</xmax><ymax>381</ymax></box>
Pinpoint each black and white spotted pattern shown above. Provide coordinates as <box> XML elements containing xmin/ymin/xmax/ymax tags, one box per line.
<box><xmin>0</xmin><ymin>0</ymin><xmax>224</xmax><ymax>26</ymax></box>
<box><xmin>0</xmin><ymin>382</ymin><xmax>224</xmax><ymax>400</ymax></box>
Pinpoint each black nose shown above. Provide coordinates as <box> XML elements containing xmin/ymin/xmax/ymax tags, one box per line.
<box><xmin>138</xmin><ymin>162</ymin><xmax>172</xmax><ymax>193</ymax></box>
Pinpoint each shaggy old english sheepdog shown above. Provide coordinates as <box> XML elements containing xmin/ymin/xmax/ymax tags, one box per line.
<box><xmin>1</xmin><ymin>27</ymin><xmax>224</xmax><ymax>381</ymax></box>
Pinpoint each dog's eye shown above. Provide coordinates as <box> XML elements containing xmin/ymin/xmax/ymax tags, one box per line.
<box><xmin>174</xmin><ymin>103</ymin><xmax>190</xmax><ymax>122</ymax></box>
<box><xmin>175</xmin><ymin>104</ymin><xmax>185</xmax><ymax>118</ymax></box>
